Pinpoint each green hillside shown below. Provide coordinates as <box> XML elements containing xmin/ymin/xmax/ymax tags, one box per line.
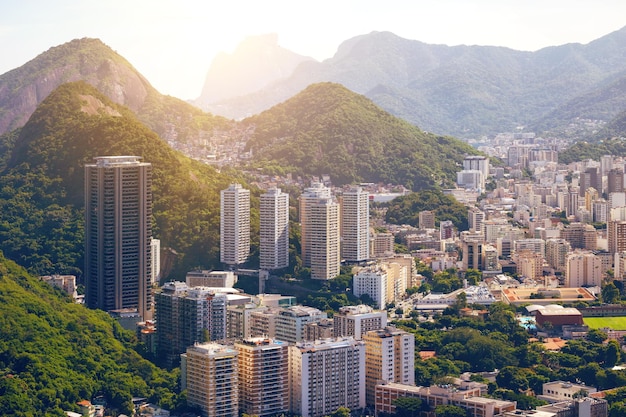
<box><xmin>243</xmin><ymin>82</ymin><xmax>479</xmax><ymax>190</ymax></box>
<box><xmin>0</xmin><ymin>81</ymin><xmax>249</xmax><ymax>279</ymax></box>
<box><xmin>0</xmin><ymin>252</ymin><xmax>181</xmax><ymax>416</ymax></box>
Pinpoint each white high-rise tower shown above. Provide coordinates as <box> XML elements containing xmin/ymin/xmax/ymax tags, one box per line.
<box><xmin>299</xmin><ymin>182</ymin><xmax>340</xmax><ymax>280</ymax></box>
<box><xmin>220</xmin><ymin>184</ymin><xmax>250</xmax><ymax>266</ymax></box>
<box><xmin>260</xmin><ymin>187</ymin><xmax>290</xmax><ymax>270</ymax></box>
<box><xmin>341</xmin><ymin>186</ymin><xmax>370</xmax><ymax>263</ymax></box>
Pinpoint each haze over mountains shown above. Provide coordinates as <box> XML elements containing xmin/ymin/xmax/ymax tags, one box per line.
<box><xmin>196</xmin><ymin>28</ymin><xmax>626</xmax><ymax>138</ymax></box>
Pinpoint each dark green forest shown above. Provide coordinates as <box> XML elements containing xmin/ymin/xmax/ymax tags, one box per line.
<box><xmin>0</xmin><ymin>252</ymin><xmax>182</xmax><ymax>416</ymax></box>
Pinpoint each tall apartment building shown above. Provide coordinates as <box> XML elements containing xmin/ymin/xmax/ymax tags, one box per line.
<box><xmin>461</xmin><ymin>231</ymin><xmax>484</xmax><ymax>271</ymax></box>
<box><xmin>289</xmin><ymin>338</ymin><xmax>366</xmax><ymax>417</ymax></box>
<box><xmin>155</xmin><ymin>282</ymin><xmax>228</xmax><ymax>366</ymax></box>
<box><xmin>468</xmin><ymin>208</ymin><xmax>485</xmax><ymax>233</ymax></box>
<box><xmin>260</xmin><ymin>187</ymin><xmax>290</xmax><ymax>270</ymax></box>
<box><xmin>363</xmin><ymin>326</ymin><xmax>415</xmax><ymax>406</ymax></box>
<box><xmin>580</xmin><ymin>166</ymin><xmax>601</xmax><ymax>197</ymax></box>
<box><xmin>608</xmin><ymin>168</ymin><xmax>624</xmax><ymax>194</ymax></box>
<box><xmin>274</xmin><ymin>306</ymin><xmax>327</xmax><ymax>343</ymax></box>
<box><xmin>181</xmin><ymin>342</ymin><xmax>238</xmax><ymax>417</ymax></box>
<box><xmin>151</xmin><ymin>238</ymin><xmax>161</xmax><ymax>286</ymax></box>
<box><xmin>419</xmin><ymin>210</ymin><xmax>436</xmax><ymax>230</ymax></box>
<box><xmin>608</xmin><ymin>220</ymin><xmax>626</xmax><ymax>255</ymax></box>
<box><xmin>226</xmin><ymin>303</ymin><xmax>267</xmax><ymax>340</ymax></box>
<box><xmin>235</xmin><ymin>338</ymin><xmax>289</xmax><ymax>417</ymax></box>
<box><xmin>566</xmin><ymin>252</ymin><xmax>603</xmax><ymax>288</ymax></box>
<box><xmin>561</xmin><ymin>222</ymin><xmax>597</xmax><ymax>250</ymax></box>
<box><xmin>546</xmin><ymin>239</ymin><xmax>572</xmax><ymax>271</ymax></box>
<box><xmin>84</xmin><ymin>156</ymin><xmax>153</xmax><ymax>320</ymax></box>
<box><xmin>513</xmin><ymin>251</ymin><xmax>544</xmax><ymax>281</ymax></box>
<box><xmin>439</xmin><ymin>220</ymin><xmax>455</xmax><ymax>240</ymax></box>
<box><xmin>353</xmin><ymin>266</ymin><xmax>388</xmax><ymax>310</ymax></box>
<box><xmin>333</xmin><ymin>305</ymin><xmax>387</xmax><ymax>340</ymax></box>
<box><xmin>300</xmin><ymin>183</ymin><xmax>340</xmax><ymax>280</ymax></box>
<box><xmin>341</xmin><ymin>186</ymin><xmax>370</xmax><ymax>263</ymax></box>
<box><xmin>220</xmin><ymin>183</ymin><xmax>250</xmax><ymax>266</ymax></box>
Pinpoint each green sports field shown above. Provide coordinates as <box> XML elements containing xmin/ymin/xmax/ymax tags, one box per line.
<box><xmin>583</xmin><ymin>317</ymin><xmax>626</xmax><ymax>330</ymax></box>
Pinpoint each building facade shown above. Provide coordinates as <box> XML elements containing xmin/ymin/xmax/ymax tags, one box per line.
<box><xmin>289</xmin><ymin>339</ymin><xmax>366</xmax><ymax>417</ymax></box>
<box><xmin>235</xmin><ymin>338</ymin><xmax>289</xmax><ymax>417</ymax></box>
<box><xmin>220</xmin><ymin>183</ymin><xmax>250</xmax><ymax>266</ymax></box>
<box><xmin>333</xmin><ymin>305</ymin><xmax>387</xmax><ymax>340</ymax></box>
<box><xmin>181</xmin><ymin>342</ymin><xmax>239</xmax><ymax>417</ymax></box>
<box><xmin>363</xmin><ymin>327</ymin><xmax>415</xmax><ymax>405</ymax></box>
<box><xmin>84</xmin><ymin>156</ymin><xmax>153</xmax><ymax>320</ymax></box>
<box><xmin>300</xmin><ymin>183</ymin><xmax>340</xmax><ymax>280</ymax></box>
<box><xmin>260</xmin><ymin>187</ymin><xmax>290</xmax><ymax>270</ymax></box>
<box><xmin>341</xmin><ymin>186</ymin><xmax>370</xmax><ymax>263</ymax></box>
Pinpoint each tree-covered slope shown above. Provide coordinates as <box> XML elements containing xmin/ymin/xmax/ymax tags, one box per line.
<box><xmin>242</xmin><ymin>82</ymin><xmax>479</xmax><ymax>190</ymax></box>
<box><xmin>384</xmin><ymin>189</ymin><xmax>469</xmax><ymax>231</ymax></box>
<box><xmin>0</xmin><ymin>38</ymin><xmax>232</xmax><ymax>144</ymax></box>
<box><xmin>0</xmin><ymin>252</ymin><xmax>180</xmax><ymax>416</ymax></box>
<box><xmin>0</xmin><ymin>81</ymin><xmax>248</xmax><ymax>279</ymax></box>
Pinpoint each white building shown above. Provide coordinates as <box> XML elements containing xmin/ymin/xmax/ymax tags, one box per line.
<box><xmin>566</xmin><ymin>252</ymin><xmax>603</xmax><ymax>288</ymax></box>
<box><xmin>186</xmin><ymin>270</ymin><xmax>237</xmax><ymax>288</ymax></box>
<box><xmin>151</xmin><ymin>238</ymin><xmax>161</xmax><ymax>286</ymax></box>
<box><xmin>260</xmin><ymin>187</ymin><xmax>290</xmax><ymax>270</ymax></box>
<box><xmin>353</xmin><ymin>266</ymin><xmax>388</xmax><ymax>309</ymax></box>
<box><xmin>274</xmin><ymin>306</ymin><xmax>327</xmax><ymax>343</ymax></box>
<box><xmin>333</xmin><ymin>305</ymin><xmax>387</xmax><ymax>340</ymax></box>
<box><xmin>289</xmin><ymin>338</ymin><xmax>366</xmax><ymax>417</ymax></box>
<box><xmin>300</xmin><ymin>183</ymin><xmax>340</xmax><ymax>280</ymax></box>
<box><xmin>220</xmin><ymin>183</ymin><xmax>250</xmax><ymax>266</ymax></box>
<box><xmin>341</xmin><ymin>186</ymin><xmax>370</xmax><ymax>263</ymax></box>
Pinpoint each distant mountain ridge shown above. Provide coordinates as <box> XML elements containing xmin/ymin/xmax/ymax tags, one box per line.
<box><xmin>195</xmin><ymin>33</ymin><xmax>314</xmax><ymax>108</ymax></box>
<box><xmin>201</xmin><ymin>27</ymin><xmax>626</xmax><ymax>137</ymax></box>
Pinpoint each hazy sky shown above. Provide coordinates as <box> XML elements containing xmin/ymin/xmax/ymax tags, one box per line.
<box><xmin>1</xmin><ymin>0</ymin><xmax>625</xmax><ymax>99</ymax></box>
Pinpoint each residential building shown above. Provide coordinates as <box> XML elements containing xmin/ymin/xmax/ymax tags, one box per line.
<box><xmin>181</xmin><ymin>342</ymin><xmax>238</xmax><ymax>417</ymax></box>
<box><xmin>235</xmin><ymin>338</ymin><xmax>289</xmax><ymax>417</ymax></box>
<box><xmin>468</xmin><ymin>207</ymin><xmax>485</xmax><ymax>234</ymax></box>
<box><xmin>375</xmin><ymin>382</ymin><xmax>516</xmax><ymax>417</ymax></box>
<box><xmin>151</xmin><ymin>238</ymin><xmax>161</xmax><ymax>286</ymax></box>
<box><xmin>220</xmin><ymin>184</ymin><xmax>250</xmax><ymax>266</ymax></box>
<box><xmin>353</xmin><ymin>266</ymin><xmax>388</xmax><ymax>310</ymax></box>
<box><xmin>461</xmin><ymin>231</ymin><xmax>485</xmax><ymax>271</ymax></box>
<box><xmin>566</xmin><ymin>252</ymin><xmax>603</xmax><ymax>287</ymax></box>
<box><xmin>186</xmin><ymin>270</ymin><xmax>237</xmax><ymax>288</ymax></box>
<box><xmin>546</xmin><ymin>239</ymin><xmax>572</xmax><ymax>271</ymax></box>
<box><xmin>608</xmin><ymin>220</ymin><xmax>626</xmax><ymax>255</ymax></box>
<box><xmin>371</xmin><ymin>232</ymin><xmax>394</xmax><ymax>258</ymax></box>
<box><xmin>289</xmin><ymin>338</ymin><xmax>366</xmax><ymax>417</ymax></box>
<box><xmin>419</xmin><ymin>210</ymin><xmax>436</xmax><ymax>230</ymax></box>
<box><xmin>274</xmin><ymin>306</ymin><xmax>327</xmax><ymax>344</ymax></box>
<box><xmin>363</xmin><ymin>326</ymin><xmax>415</xmax><ymax>405</ymax></box>
<box><xmin>155</xmin><ymin>282</ymin><xmax>228</xmax><ymax>366</ymax></box>
<box><xmin>84</xmin><ymin>156</ymin><xmax>153</xmax><ymax>320</ymax></box>
<box><xmin>300</xmin><ymin>183</ymin><xmax>340</xmax><ymax>280</ymax></box>
<box><xmin>341</xmin><ymin>186</ymin><xmax>370</xmax><ymax>263</ymax></box>
<box><xmin>608</xmin><ymin>168</ymin><xmax>624</xmax><ymax>194</ymax></box>
<box><xmin>333</xmin><ymin>305</ymin><xmax>387</xmax><ymax>340</ymax></box>
<box><xmin>260</xmin><ymin>187</ymin><xmax>290</xmax><ymax>270</ymax></box>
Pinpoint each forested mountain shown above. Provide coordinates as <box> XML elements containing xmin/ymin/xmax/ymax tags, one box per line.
<box><xmin>0</xmin><ymin>38</ymin><xmax>232</xmax><ymax>142</ymax></box>
<box><xmin>0</xmin><ymin>252</ymin><xmax>181</xmax><ymax>416</ymax></box>
<box><xmin>0</xmin><ymin>81</ymin><xmax>249</xmax><ymax>280</ymax></box>
<box><xmin>203</xmin><ymin>27</ymin><xmax>626</xmax><ymax>138</ymax></box>
<box><xmin>241</xmin><ymin>82</ymin><xmax>480</xmax><ymax>190</ymax></box>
